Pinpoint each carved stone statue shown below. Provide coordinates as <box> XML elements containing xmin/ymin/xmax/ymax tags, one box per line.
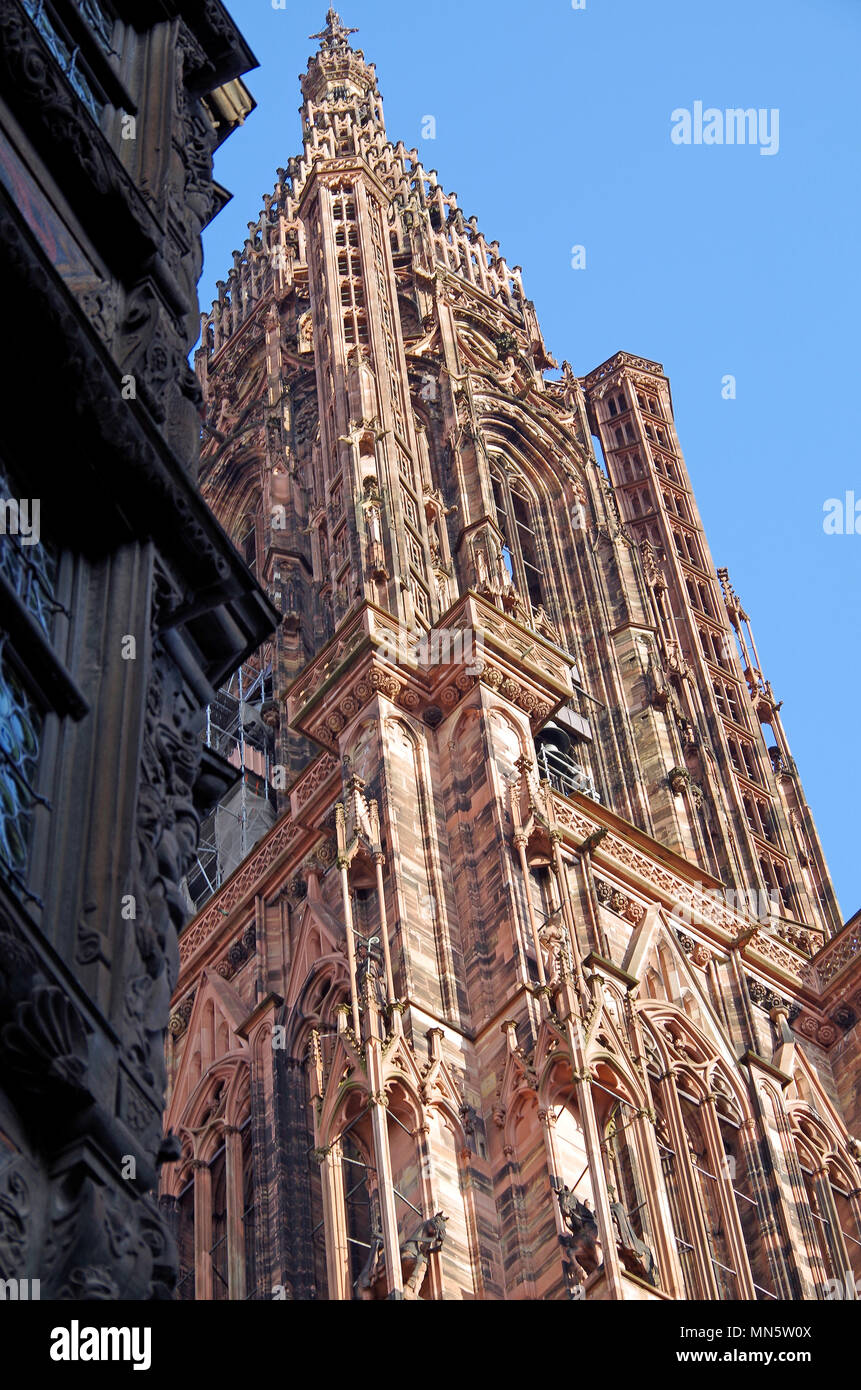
<box><xmin>610</xmin><ymin>1199</ymin><xmax>659</xmax><ymax>1286</ymax></box>
<box><xmin>356</xmin><ymin>1210</ymin><xmax>448</xmax><ymax>1300</ymax></box>
<box><xmin>556</xmin><ymin>1185</ymin><xmax>659</xmax><ymax>1288</ymax></box>
<box><xmin>401</xmin><ymin>1212</ymin><xmax>448</xmax><ymax>1300</ymax></box>
<box><xmin>556</xmin><ymin>1186</ymin><xmax>601</xmax><ymax>1285</ymax></box>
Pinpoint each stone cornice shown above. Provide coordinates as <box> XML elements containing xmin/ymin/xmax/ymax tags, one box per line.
<box><xmin>582</xmin><ymin>352</ymin><xmax>665</xmax><ymax>391</ymax></box>
<box><xmin>286</xmin><ymin>592</ymin><xmax>575</xmax><ymax>751</ymax></box>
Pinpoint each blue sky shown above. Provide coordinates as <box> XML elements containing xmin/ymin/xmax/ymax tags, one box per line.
<box><xmin>204</xmin><ymin>0</ymin><xmax>860</xmax><ymax>920</ymax></box>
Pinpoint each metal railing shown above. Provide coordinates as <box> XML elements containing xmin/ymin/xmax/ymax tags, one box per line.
<box><xmin>537</xmin><ymin>742</ymin><xmax>599</xmax><ymax>802</ymax></box>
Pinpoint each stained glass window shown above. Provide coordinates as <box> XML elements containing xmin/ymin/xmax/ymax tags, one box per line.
<box><xmin>0</xmin><ymin>643</ymin><xmax>44</xmax><ymax>885</ymax></box>
<box><xmin>22</xmin><ymin>0</ymin><xmax>105</xmax><ymax>122</ymax></box>
<box><xmin>0</xmin><ymin>513</ymin><xmax>58</xmax><ymax>637</ymax></box>
<box><xmin>73</xmin><ymin>0</ymin><xmax>115</xmax><ymax>54</ymax></box>
<box><xmin>0</xmin><ymin>463</ymin><xmax>59</xmax><ymax>898</ymax></box>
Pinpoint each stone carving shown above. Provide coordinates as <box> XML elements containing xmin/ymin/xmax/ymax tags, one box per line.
<box><xmin>610</xmin><ymin>1200</ymin><xmax>658</xmax><ymax>1286</ymax></box>
<box><xmin>557</xmin><ymin>1185</ymin><xmax>658</xmax><ymax>1288</ymax></box>
<box><xmin>811</xmin><ymin>920</ymin><xmax>861</xmax><ymax>989</ymax></box>
<box><xmin>57</xmin><ymin>1266</ymin><xmax>120</xmax><ymax>1301</ymax></box>
<box><xmin>595</xmin><ymin>878</ymin><xmax>646</xmax><ymax>925</ymax></box>
<box><xmin>668</xmin><ymin>766</ymin><xmax>691</xmax><ymax>795</ymax></box>
<box><xmin>0</xmin><ymin>6</ymin><xmax>158</xmax><ymax>257</ymax></box>
<box><xmin>747</xmin><ymin>977</ymin><xmax>799</xmax><ymax>1022</ymax></box>
<box><xmin>0</xmin><ymin>1165</ymin><xmax>31</xmax><ymax>1278</ymax></box>
<box><xmin>1</xmin><ymin>985</ymin><xmax>89</xmax><ymax>1098</ymax></box>
<box><xmin>557</xmin><ymin>1186</ymin><xmax>601</xmax><ymax>1285</ymax></box>
<box><xmin>357</xmin><ymin>1211</ymin><xmax>448</xmax><ymax>1300</ymax></box>
<box><xmin>401</xmin><ymin>1213</ymin><xmax>448</xmax><ymax>1299</ymax></box>
<box><xmin>129</xmin><ymin>646</ymin><xmax>203</xmax><ymax>1108</ymax></box>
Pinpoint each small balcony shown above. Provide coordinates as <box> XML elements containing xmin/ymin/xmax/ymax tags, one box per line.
<box><xmin>536</xmin><ymin>735</ymin><xmax>599</xmax><ymax>803</ymax></box>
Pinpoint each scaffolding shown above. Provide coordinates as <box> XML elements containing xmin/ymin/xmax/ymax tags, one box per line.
<box><xmin>185</xmin><ymin>657</ymin><xmax>277</xmax><ymax>914</ymax></box>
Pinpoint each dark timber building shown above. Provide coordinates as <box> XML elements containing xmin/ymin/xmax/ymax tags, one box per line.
<box><xmin>0</xmin><ymin>0</ymin><xmax>274</xmax><ymax>1298</ymax></box>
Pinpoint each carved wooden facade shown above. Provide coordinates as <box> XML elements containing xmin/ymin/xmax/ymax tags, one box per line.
<box><xmin>164</xmin><ymin>11</ymin><xmax>861</xmax><ymax>1300</ymax></box>
<box><xmin>0</xmin><ymin>1</ymin><xmax>274</xmax><ymax>1298</ymax></box>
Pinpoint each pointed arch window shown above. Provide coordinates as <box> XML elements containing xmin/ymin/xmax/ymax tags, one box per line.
<box><xmin>335</xmin><ymin>1131</ymin><xmax>375</xmax><ymax>1298</ymax></box>
<box><xmin>172</xmin><ymin>1093</ymin><xmax>256</xmax><ymax>1301</ymax></box>
<box><xmin>717</xmin><ymin>1114</ymin><xmax>777</xmax><ymax>1299</ymax></box>
<box><xmin>653</xmin><ymin>1105</ymin><xmax>700</xmax><ymax>1297</ymax></box>
<box><xmin>491</xmin><ymin>463</ymin><xmax>546</xmax><ymax>615</ymax></box>
<box><xmin>792</xmin><ymin>1125</ymin><xmax>861</xmax><ymax>1296</ymax></box>
<box><xmin>604</xmin><ymin>1097</ymin><xmax>655</xmax><ymax>1256</ymax></box>
<box><xmin>644</xmin><ymin>1016</ymin><xmax>778</xmax><ymax>1301</ymax></box>
<box><xmin>209</xmin><ymin>1142</ymin><xmax>230</xmax><ymax>1301</ymax></box>
<box><xmin>677</xmin><ymin>1094</ymin><xmax>741</xmax><ymax>1298</ymax></box>
<box><xmin>238</xmin><ymin>512</ymin><xmax>258</xmax><ymax>575</ymax></box>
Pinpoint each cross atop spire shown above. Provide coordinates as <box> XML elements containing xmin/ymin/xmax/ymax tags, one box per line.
<box><xmin>310</xmin><ymin>9</ymin><xmax>359</xmax><ymax>51</ymax></box>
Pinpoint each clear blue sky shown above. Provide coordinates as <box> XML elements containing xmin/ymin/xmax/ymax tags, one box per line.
<box><xmin>204</xmin><ymin>0</ymin><xmax>860</xmax><ymax>921</ymax></box>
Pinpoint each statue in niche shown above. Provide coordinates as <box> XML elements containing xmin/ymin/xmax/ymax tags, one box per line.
<box><xmin>609</xmin><ymin>1196</ymin><xmax>659</xmax><ymax>1287</ymax></box>
<box><xmin>279</xmin><ymin>563</ymin><xmax>302</xmax><ymax>629</ymax></box>
<box><xmin>356</xmin><ymin>1210</ymin><xmax>448</xmax><ymax>1301</ymax></box>
<box><xmin>556</xmin><ymin>1187</ymin><xmax>601</xmax><ymax>1286</ymax></box>
<box><xmin>426</xmin><ymin>506</ymin><xmax>443</xmax><ymax>567</ymax></box>
<box><xmin>356</xmin><ymin>935</ymin><xmax>386</xmax><ymax>1012</ymax></box>
<box><xmin>317</xmin><ymin>525</ymin><xmax>330</xmax><ymax>580</ymax></box>
<box><xmin>435</xmin><ymin>570</ymin><xmax>450</xmax><ymax>613</ymax></box>
<box><xmin>298</xmin><ymin>310</ymin><xmax>313</xmax><ymax>354</ymax></box>
<box><xmin>362</xmin><ymin>479</ymin><xmax>387</xmax><ymax>580</ymax></box>
<box><xmin>472</xmin><ymin>537</ymin><xmax>499</xmax><ymax>601</ymax></box>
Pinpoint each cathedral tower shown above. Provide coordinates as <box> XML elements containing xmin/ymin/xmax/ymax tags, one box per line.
<box><xmin>162</xmin><ymin>12</ymin><xmax>861</xmax><ymax>1302</ymax></box>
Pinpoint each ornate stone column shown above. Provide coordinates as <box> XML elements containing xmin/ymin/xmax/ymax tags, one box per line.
<box><xmin>319</xmin><ymin>1141</ymin><xmax>350</xmax><ymax>1301</ymax></box>
<box><xmin>192</xmin><ymin>1157</ymin><xmax>213</xmax><ymax>1301</ymax></box>
<box><xmin>368</xmin><ymin>1089</ymin><xmax>404</xmax><ymax>1299</ymax></box>
<box><xmin>224</xmin><ymin>1125</ymin><xmax>247</xmax><ymax>1301</ymax></box>
<box><xmin>550</xmin><ymin>834</ymin><xmax>586</xmax><ymax>998</ymax></box>
<box><xmin>335</xmin><ymin>831</ymin><xmax>361</xmax><ymax>1037</ymax></box>
<box><xmin>514</xmin><ymin>832</ymin><xmax>547</xmax><ymax>990</ymax></box>
<box><xmin>374</xmin><ymin>851</ymin><xmax>397</xmax><ymax>1008</ymax></box>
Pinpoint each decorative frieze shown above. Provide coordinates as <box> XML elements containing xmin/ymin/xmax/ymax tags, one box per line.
<box><xmin>178</xmin><ymin>816</ymin><xmax>305</xmax><ymax>968</ymax></box>
<box><xmin>594</xmin><ymin>878</ymin><xmax>646</xmax><ymax>926</ymax></box>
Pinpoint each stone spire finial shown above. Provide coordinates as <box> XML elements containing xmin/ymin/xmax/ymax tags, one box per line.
<box><xmin>310</xmin><ymin>9</ymin><xmax>359</xmax><ymax>51</ymax></box>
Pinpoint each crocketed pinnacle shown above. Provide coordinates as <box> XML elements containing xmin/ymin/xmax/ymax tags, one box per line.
<box><xmin>309</xmin><ymin>9</ymin><xmax>359</xmax><ymax>52</ymax></box>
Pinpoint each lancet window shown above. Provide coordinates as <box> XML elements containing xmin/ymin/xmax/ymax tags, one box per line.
<box><xmin>491</xmin><ymin>463</ymin><xmax>547</xmax><ymax>614</ymax></box>
<box><xmin>644</xmin><ymin>1019</ymin><xmax>776</xmax><ymax>1300</ymax></box>
<box><xmin>790</xmin><ymin>1115</ymin><xmax>861</xmax><ymax>1297</ymax></box>
<box><xmin>174</xmin><ymin>1075</ymin><xmax>256</xmax><ymax>1302</ymax></box>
